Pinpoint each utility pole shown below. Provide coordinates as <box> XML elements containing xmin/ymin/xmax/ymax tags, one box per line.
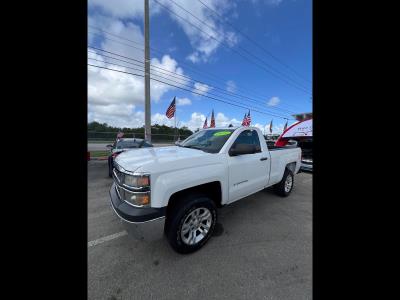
<box><xmin>144</xmin><ymin>0</ymin><xmax>151</xmax><ymax>142</ymax></box>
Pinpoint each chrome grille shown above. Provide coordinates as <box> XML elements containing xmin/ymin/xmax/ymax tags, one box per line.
<box><xmin>113</xmin><ymin>167</ymin><xmax>125</xmax><ymax>185</ymax></box>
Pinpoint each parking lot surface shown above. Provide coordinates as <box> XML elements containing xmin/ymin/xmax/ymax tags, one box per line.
<box><xmin>88</xmin><ymin>160</ymin><xmax>312</xmax><ymax>300</ymax></box>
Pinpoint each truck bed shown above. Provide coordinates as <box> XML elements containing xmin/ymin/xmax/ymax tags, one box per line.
<box><xmin>268</xmin><ymin>145</ymin><xmax>298</xmax><ymax>151</ymax></box>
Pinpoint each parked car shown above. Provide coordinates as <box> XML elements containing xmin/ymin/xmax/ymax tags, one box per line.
<box><xmin>107</xmin><ymin>138</ymin><xmax>153</xmax><ymax>177</ymax></box>
<box><xmin>110</xmin><ymin>127</ymin><xmax>301</xmax><ymax>254</ymax></box>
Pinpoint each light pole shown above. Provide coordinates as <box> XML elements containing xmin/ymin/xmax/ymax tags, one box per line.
<box><xmin>144</xmin><ymin>0</ymin><xmax>151</xmax><ymax>141</ymax></box>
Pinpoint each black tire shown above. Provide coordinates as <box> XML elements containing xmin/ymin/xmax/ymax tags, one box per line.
<box><xmin>108</xmin><ymin>157</ymin><xmax>113</xmax><ymax>178</ymax></box>
<box><xmin>165</xmin><ymin>195</ymin><xmax>217</xmax><ymax>254</ymax></box>
<box><xmin>273</xmin><ymin>168</ymin><xmax>294</xmax><ymax>197</ymax></box>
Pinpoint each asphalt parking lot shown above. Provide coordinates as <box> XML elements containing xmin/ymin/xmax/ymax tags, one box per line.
<box><xmin>88</xmin><ymin>160</ymin><xmax>312</xmax><ymax>300</ymax></box>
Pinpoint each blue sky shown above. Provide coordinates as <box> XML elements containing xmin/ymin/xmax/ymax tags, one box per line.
<box><xmin>88</xmin><ymin>0</ymin><xmax>312</xmax><ymax>133</ymax></box>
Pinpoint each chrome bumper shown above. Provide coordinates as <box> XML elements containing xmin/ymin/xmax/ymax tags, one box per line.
<box><xmin>109</xmin><ymin>183</ymin><xmax>166</xmax><ymax>241</ymax></box>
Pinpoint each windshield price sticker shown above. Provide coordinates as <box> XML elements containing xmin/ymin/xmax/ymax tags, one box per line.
<box><xmin>214</xmin><ymin>131</ymin><xmax>232</xmax><ymax>137</ymax></box>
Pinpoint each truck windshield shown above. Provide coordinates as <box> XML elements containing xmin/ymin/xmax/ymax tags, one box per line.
<box><xmin>179</xmin><ymin>129</ymin><xmax>235</xmax><ymax>153</ymax></box>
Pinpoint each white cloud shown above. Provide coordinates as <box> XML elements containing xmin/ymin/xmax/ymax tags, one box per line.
<box><xmin>226</xmin><ymin>80</ymin><xmax>237</xmax><ymax>93</ymax></box>
<box><xmin>267</xmin><ymin>96</ymin><xmax>281</xmax><ymax>106</ymax></box>
<box><xmin>150</xmin><ymin>55</ymin><xmax>191</xmax><ymax>89</ymax></box>
<box><xmin>88</xmin><ymin>15</ymin><xmax>144</xmax><ymax>60</ymax></box>
<box><xmin>89</xmin><ymin>0</ymin><xmax>144</xmax><ymax>18</ymax></box>
<box><xmin>88</xmin><ymin>10</ymin><xmax>196</xmax><ymax>130</ymax></box>
<box><xmin>176</xmin><ymin>97</ymin><xmax>192</xmax><ymax>106</ymax></box>
<box><xmin>178</xmin><ymin>112</ymin><xmax>241</xmax><ymax>131</ymax></box>
<box><xmin>156</xmin><ymin>0</ymin><xmax>238</xmax><ymax>63</ymax></box>
<box><xmin>181</xmin><ymin>112</ymin><xmax>207</xmax><ymax>131</ymax></box>
<box><xmin>187</xmin><ymin>52</ymin><xmax>201</xmax><ymax>63</ymax></box>
<box><xmin>88</xmin><ymin>48</ymin><xmax>190</xmax><ymax>127</ymax></box>
<box><xmin>193</xmin><ymin>82</ymin><xmax>211</xmax><ymax>95</ymax></box>
<box><xmin>89</xmin><ymin>0</ymin><xmax>239</xmax><ymax>63</ymax></box>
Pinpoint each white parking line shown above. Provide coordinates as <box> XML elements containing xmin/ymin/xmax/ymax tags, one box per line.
<box><xmin>88</xmin><ymin>230</ymin><xmax>128</xmax><ymax>247</ymax></box>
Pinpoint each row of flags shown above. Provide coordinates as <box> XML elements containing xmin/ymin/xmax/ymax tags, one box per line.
<box><xmin>165</xmin><ymin>96</ymin><xmax>289</xmax><ymax>132</ymax></box>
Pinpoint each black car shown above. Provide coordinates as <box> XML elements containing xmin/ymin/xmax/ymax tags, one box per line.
<box><xmin>107</xmin><ymin>138</ymin><xmax>153</xmax><ymax>177</ymax></box>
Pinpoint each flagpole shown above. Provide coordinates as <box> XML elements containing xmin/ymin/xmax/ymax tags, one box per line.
<box><xmin>174</xmin><ymin>110</ymin><xmax>177</xmax><ymax>142</ymax></box>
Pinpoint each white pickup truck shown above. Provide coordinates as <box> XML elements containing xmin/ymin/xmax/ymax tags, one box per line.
<box><xmin>110</xmin><ymin>127</ymin><xmax>301</xmax><ymax>253</ymax></box>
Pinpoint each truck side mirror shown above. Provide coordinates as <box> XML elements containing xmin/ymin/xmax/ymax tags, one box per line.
<box><xmin>229</xmin><ymin>144</ymin><xmax>256</xmax><ymax>156</ymax></box>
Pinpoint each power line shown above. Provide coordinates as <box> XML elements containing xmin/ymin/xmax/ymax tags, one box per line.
<box><xmin>88</xmin><ymin>31</ymin><xmax>309</xmax><ymax>108</ymax></box>
<box><xmin>168</xmin><ymin>0</ymin><xmax>310</xmax><ymax>90</ymax></box>
<box><xmin>152</xmin><ymin>0</ymin><xmax>311</xmax><ymax>95</ymax></box>
<box><xmin>88</xmin><ymin>59</ymin><xmax>293</xmax><ymax>119</ymax></box>
<box><xmin>88</xmin><ymin>47</ymin><xmax>297</xmax><ymax>115</ymax></box>
<box><xmin>196</xmin><ymin>0</ymin><xmax>311</xmax><ymax>85</ymax></box>
<box><xmin>88</xmin><ymin>31</ymin><xmax>145</xmax><ymax>52</ymax></box>
<box><xmin>88</xmin><ymin>63</ymin><xmax>296</xmax><ymax>120</ymax></box>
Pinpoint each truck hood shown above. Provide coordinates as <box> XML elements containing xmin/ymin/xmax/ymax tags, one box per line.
<box><xmin>114</xmin><ymin>146</ymin><xmax>221</xmax><ymax>174</ymax></box>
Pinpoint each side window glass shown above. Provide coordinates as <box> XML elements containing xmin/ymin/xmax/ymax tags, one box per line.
<box><xmin>231</xmin><ymin>130</ymin><xmax>261</xmax><ymax>152</ymax></box>
<box><xmin>251</xmin><ymin>130</ymin><xmax>261</xmax><ymax>152</ymax></box>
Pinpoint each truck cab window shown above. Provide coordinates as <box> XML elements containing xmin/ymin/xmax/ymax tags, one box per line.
<box><xmin>231</xmin><ymin>130</ymin><xmax>261</xmax><ymax>152</ymax></box>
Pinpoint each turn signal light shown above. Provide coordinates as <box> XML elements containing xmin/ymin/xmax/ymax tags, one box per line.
<box><xmin>130</xmin><ymin>193</ymin><xmax>150</xmax><ymax>206</ymax></box>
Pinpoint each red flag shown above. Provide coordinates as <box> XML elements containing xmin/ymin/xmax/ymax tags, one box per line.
<box><xmin>165</xmin><ymin>97</ymin><xmax>176</xmax><ymax>119</ymax></box>
<box><xmin>203</xmin><ymin>117</ymin><xmax>208</xmax><ymax>129</ymax></box>
<box><xmin>210</xmin><ymin>110</ymin><xmax>215</xmax><ymax>128</ymax></box>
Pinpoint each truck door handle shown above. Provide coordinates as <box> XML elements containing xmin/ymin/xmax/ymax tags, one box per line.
<box><xmin>260</xmin><ymin>157</ymin><xmax>268</xmax><ymax>161</ymax></box>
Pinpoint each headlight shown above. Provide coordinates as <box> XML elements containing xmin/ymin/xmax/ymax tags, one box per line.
<box><xmin>124</xmin><ymin>174</ymin><xmax>150</xmax><ymax>188</ymax></box>
<box><xmin>116</xmin><ymin>186</ymin><xmax>151</xmax><ymax>207</ymax></box>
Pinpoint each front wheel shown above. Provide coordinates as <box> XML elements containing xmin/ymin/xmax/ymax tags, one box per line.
<box><xmin>166</xmin><ymin>195</ymin><xmax>217</xmax><ymax>254</ymax></box>
<box><xmin>273</xmin><ymin>169</ymin><xmax>294</xmax><ymax>197</ymax></box>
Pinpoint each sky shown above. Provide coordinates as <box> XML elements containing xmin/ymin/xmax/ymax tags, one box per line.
<box><xmin>88</xmin><ymin>0</ymin><xmax>312</xmax><ymax>134</ymax></box>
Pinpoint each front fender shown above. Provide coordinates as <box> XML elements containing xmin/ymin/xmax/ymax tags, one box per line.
<box><xmin>151</xmin><ymin>163</ymin><xmax>227</xmax><ymax>207</ymax></box>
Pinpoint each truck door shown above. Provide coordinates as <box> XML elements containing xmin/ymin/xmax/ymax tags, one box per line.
<box><xmin>227</xmin><ymin>129</ymin><xmax>270</xmax><ymax>203</ymax></box>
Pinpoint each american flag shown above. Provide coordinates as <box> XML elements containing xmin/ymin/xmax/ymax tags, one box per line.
<box><xmin>210</xmin><ymin>110</ymin><xmax>215</xmax><ymax>128</ymax></box>
<box><xmin>203</xmin><ymin>117</ymin><xmax>208</xmax><ymax>129</ymax></box>
<box><xmin>241</xmin><ymin>113</ymin><xmax>247</xmax><ymax>126</ymax></box>
<box><xmin>165</xmin><ymin>97</ymin><xmax>176</xmax><ymax>119</ymax></box>
<box><xmin>242</xmin><ymin>110</ymin><xmax>251</xmax><ymax>126</ymax></box>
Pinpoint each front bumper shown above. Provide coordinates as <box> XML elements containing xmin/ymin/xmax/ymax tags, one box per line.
<box><xmin>109</xmin><ymin>183</ymin><xmax>166</xmax><ymax>241</ymax></box>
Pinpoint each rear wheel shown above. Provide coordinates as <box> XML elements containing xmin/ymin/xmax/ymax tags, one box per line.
<box><xmin>273</xmin><ymin>168</ymin><xmax>294</xmax><ymax>197</ymax></box>
<box><xmin>166</xmin><ymin>195</ymin><xmax>217</xmax><ymax>254</ymax></box>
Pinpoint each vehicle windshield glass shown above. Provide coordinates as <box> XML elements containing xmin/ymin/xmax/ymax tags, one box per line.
<box><xmin>116</xmin><ymin>140</ymin><xmax>142</xmax><ymax>149</ymax></box>
<box><xmin>179</xmin><ymin>129</ymin><xmax>235</xmax><ymax>153</ymax></box>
